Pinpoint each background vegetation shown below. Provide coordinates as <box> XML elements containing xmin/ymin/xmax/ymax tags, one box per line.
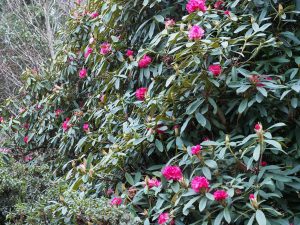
<box><xmin>0</xmin><ymin>0</ymin><xmax>300</xmax><ymax>224</ymax></box>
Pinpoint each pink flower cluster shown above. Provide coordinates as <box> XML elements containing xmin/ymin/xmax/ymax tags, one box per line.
<box><xmin>158</xmin><ymin>213</ymin><xmax>171</xmax><ymax>225</ymax></box>
<box><xmin>84</xmin><ymin>47</ymin><xmax>93</xmax><ymax>58</ymax></box>
<box><xmin>249</xmin><ymin>194</ymin><xmax>255</xmax><ymax>200</ymax></box>
<box><xmin>213</xmin><ymin>190</ymin><xmax>228</xmax><ymax>201</ymax></box>
<box><xmin>62</xmin><ymin>118</ymin><xmax>70</xmax><ymax>131</ymax></box>
<box><xmin>90</xmin><ymin>11</ymin><xmax>99</xmax><ymax>19</ymax></box>
<box><xmin>126</xmin><ymin>49</ymin><xmax>134</xmax><ymax>57</ymax></box>
<box><xmin>79</xmin><ymin>68</ymin><xmax>87</xmax><ymax>79</ymax></box>
<box><xmin>209</xmin><ymin>64</ymin><xmax>222</xmax><ymax>77</ymax></box>
<box><xmin>165</xmin><ymin>18</ymin><xmax>175</xmax><ymax>29</ymax></box>
<box><xmin>186</xmin><ymin>0</ymin><xmax>207</xmax><ymax>14</ymax></box>
<box><xmin>100</xmin><ymin>42</ymin><xmax>111</xmax><ymax>55</ymax></box>
<box><xmin>135</xmin><ymin>87</ymin><xmax>148</xmax><ymax>101</ymax></box>
<box><xmin>24</xmin><ymin>136</ymin><xmax>29</xmax><ymax>144</ymax></box>
<box><xmin>83</xmin><ymin>123</ymin><xmax>89</xmax><ymax>132</ymax></box>
<box><xmin>138</xmin><ymin>55</ymin><xmax>152</xmax><ymax>68</ymax></box>
<box><xmin>191</xmin><ymin>144</ymin><xmax>202</xmax><ymax>155</ymax></box>
<box><xmin>162</xmin><ymin>165</ymin><xmax>183</xmax><ymax>181</ymax></box>
<box><xmin>188</xmin><ymin>25</ymin><xmax>205</xmax><ymax>40</ymax></box>
<box><xmin>254</xmin><ymin>122</ymin><xmax>262</xmax><ymax>132</ymax></box>
<box><xmin>111</xmin><ymin>197</ymin><xmax>122</xmax><ymax>206</ymax></box>
<box><xmin>55</xmin><ymin>109</ymin><xmax>63</xmax><ymax>117</ymax></box>
<box><xmin>0</xmin><ymin>117</ymin><xmax>4</xmax><ymax>123</ymax></box>
<box><xmin>191</xmin><ymin>176</ymin><xmax>209</xmax><ymax>193</ymax></box>
<box><xmin>147</xmin><ymin>178</ymin><xmax>161</xmax><ymax>188</ymax></box>
<box><xmin>214</xmin><ymin>0</ymin><xmax>224</xmax><ymax>9</ymax></box>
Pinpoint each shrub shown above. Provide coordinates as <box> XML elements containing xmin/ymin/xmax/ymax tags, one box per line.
<box><xmin>1</xmin><ymin>0</ymin><xmax>300</xmax><ymax>224</ymax></box>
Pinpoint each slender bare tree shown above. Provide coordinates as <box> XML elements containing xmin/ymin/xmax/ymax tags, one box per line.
<box><xmin>0</xmin><ymin>0</ymin><xmax>74</xmax><ymax>101</ymax></box>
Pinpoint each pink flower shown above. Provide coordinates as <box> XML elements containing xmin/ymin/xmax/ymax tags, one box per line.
<box><xmin>24</xmin><ymin>154</ymin><xmax>33</xmax><ymax>162</ymax></box>
<box><xmin>254</xmin><ymin>122</ymin><xmax>263</xmax><ymax>133</ymax></box>
<box><xmin>188</xmin><ymin>25</ymin><xmax>205</xmax><ymax>40</ymax></box>
<box><xmin>191</xmin><ymin>144</ymin><xmax>202</xmax><ymax>155</ymax></box>
<box><xmin>260</xmin><ymin>161</ymin><xmax>267</xmax><ymax>167</ymax></box>
<box><xmin>203</xmin><ymin>137</ymin><xmax>210</xmax><ymax>141</ymax></box>
<box><xmin>23</xmin><ymin>123</ymin><xmax>30</xmax><ymax>130</ymax></box>
<box><xmin>249</xmin><ymin>194</ymin><xmax>255</xmax><ymax>200</ymax></box>
<box><xmin>214</xmin><ymin>0</ymin><xmax>224</xmax><ymax>9</ymax></box>
<box><xmin>173</xmin><ymin>124</ymin><xmax>180</xmax><ymax>130</ymax></box>
<box><xmin>186</xmin><ymin>0</ymin><xmax>207</xmax><ymax>14</ymax></box>
<box><xmin>224</xmin><ymin>10</ymin><xmax>230</xmax><ymax>15</ymax></box>
<box><xmin>165</xmin><ymin>18</ymin><xmax>176</xmax><ymax>29</ymax></box>
<box><xmin>35</xmin><ymin>105</ymin><xmax>43</xmax><ymax>110</ymax></box>
<box><xmin>62</xmin><ymin>118</ymin><xmax>70</xmax><ymax>131</ymax></box>
<box><xmin>0</xmin><ymin>117</ymin><xmax>4</xmax><ymax>123</ymax></box>
<box><xmin>138</xmin><ymin>55</ymin><xmax>152</xmax><ymax>68</ymax></box>
<box><xmin>209</xmin><ymin>64</ymin><xmax>222</xmax><ymax>77</ymax></box>
<box><xmin>100</xmin><ymin>94</ymin><xmax>105</xmax><ymax>103</ymax></box>
<box><xmin>162</xmin><ymin>165</ymin><xmax>183</xmax><ymax>181</ymax></box>
<box><xmin>24</xmin><ymin>136</ymin><xmax>29</xmax><ymax>144</ymax></box>
<box><xmin>83</xmin><ymin>123</ymin><xmax>89</xmax><ymax>132</ymax></box>
<box><xmin>79</xmin><ymin>68</ymin><xmax>87</xmax><ymax>79</ymax></box>
<box><xmin>249</xmin><ymin>75</ymin><xmax>264</xmax><ymax>87</ymax></box>
<box><xmin>265</xmin><ymin>76</ymin><xmax>273</xmax><ymax>81</ymax></box>
<box><xmin>158</xmin><ymin>212</ymin><xmax>169</xmax><ymax>224</ymax></box>
<box><xmin>213</xmin><ymin>190</ymin><xmax>228</xmax><ymax>201</ymax></box>
<box><xmin>84</xmin><ymin>47</ymin><xmax>93</xmax><ymax>58</ymax></box>
<box><xmin>148</xmin><ymin>178</ymin><xmax>161</xmax><ymax>188</ymax></box>
<box><xmin>19</xmin><ymin>108</ymin><xmax>26</xmax><ymax>113</ymax></box>
<box><xmin>55</xmin><ymin>109</ymin><xmax>63</xmax><ymax>117</ymax></box>
<box><xmin>106</xmin><ymin>188</ymin><xmax>114</xmax><ymax>196</ymax></box>
<box><xmin>156</xmin><ymin>125</ymin><xmax>166</xmax><ymax>134</ymax></box>
<box><xmin>90</xmin><ymin>11</ymin><xmax>99</xmax><ymax>18</ymax></box>
<box><xmin>126</xmin><ymin>49</ymin><xmax>134</xmax><ymax>57</ymax></box>
<box><xmin>111</xmin><ymin>197</ymin><xmax>122</xmax><ymax>206</ymax></box>
<box><xmin>100</xmin><ymin>42</ymin><xmax>111</xmax><ymax>55</ymax></box>
<box><xmin>135</xmin><ymin>87</ymin><xmax>148</xmax><ymax>101</ymax></box>
<box><xmin>191</xmin><ymin>176</ymin><xmax>209</xmax><ymax>193</ymax></box>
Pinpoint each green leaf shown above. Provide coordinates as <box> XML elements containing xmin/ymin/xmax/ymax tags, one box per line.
<box><xmin>208</xmin><ymin>97</ymin><xmax>218</xmax><ymax>114</ymax></box>
<box><xmin>166</xmin><ymin>75</ymin><xmax>176</xmax><ymax>87</ymax></box>
<box><xmin>238</xmin><ymin>99</ymin><xmax>248</xmax><ymax>113</ymax></box>
<box><xmin>204</xmin><ymin>160</ymin><xmax>218</xmax><ymax>169</ymax></box>
<box><xmin>195</xmin><ymin>112</ymin><xmax>206</xmax><ymax>127</ymax></box>
<box><xmin>125</xmin><ymin>172</ymin><xmax>134</xmax><ymax>185</ymax></box>
<box><xmin>267</xmin><ymin>123</ymin><xmax>286</xmax><ymax>130</ymax></box>
<box><xmin>199</xmin><ymin>197</ymin><xmax>207</xmax><ymax>212</ymax></box>
<box><xmin>253</xmin><ymin>145</ymin><xmax>261</xmax><ymax>161</ymax></box>
<box><xmin>144</xmin><ymin>219</ymin><xmax>150</xmax><ymax>225</ymax></box>
<box><xmin>257</xmin><ymin>87</ymin><xmax>267</xmax><ymax>97</ymax></box>
<box><xmin>223</xmin><ymin>207</ymin><xmax>231</xmax><ymax>223</ymax></box>
<box><xmin>180</xmin><ymin>116</ymin><xmax>192</xmax><ymax>134</ymax></box>
<box><xmin>291</xmin><ymin>98</ymin><xmax>298</xmax><ymax>108</ymax></box>
<box><xmin>265</xmin><ymin>140</ymin><xmax>282</xmax><ymax>150</ymax></box>
<box><xmin>214</xmin><ymin>211</ymin><xmax>224</xmax><ymax>225</ymax></box>
<box><xmin>256</xmin><ymin>210</ymin><xmax>267</xmax><ymax>225</ymax></box>
<box><xmin>234</xmin><ymin>25</ymin><xmax>248</xmax><ymax>33</ymax></box>
<box><xmin>154</xmin><ymin>15</ymin><xmax>164</xmax><ymax>23</ymax></box>
<box><xmin>186</xmin><ymin>99</ymin><xmax>204</xmax><ymax>115</ymax></box>
<box><xmin>183</xmin><ymin>196</ymin><xmax>200</xmax><ymax>216</ymax></box>
<box><xmin>247</xmin><ymin>214</ymin><xmax>255</xmax><ymax>225</ymax></box>
<box><xmin>155</xmin><ymin>139</ymin><xmax>164</xmax><ymax>152</ymax></box>
<box><xmin>202</xmin><ymin>167</ymin><xmax>211</xmax><ymax>180</ymax></box>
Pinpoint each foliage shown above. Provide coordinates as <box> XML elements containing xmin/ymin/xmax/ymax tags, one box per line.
<box><xmin>1</xmin><ymin>0</ymin><xmax>300</xmax><ymax>224</ymax></box>
<box><xmin>6</xmin><ymin>189</ymin><xmax>142</xmax><ymax>225</ymax></box>
<box><xmin>0</xmin><ymin>156</ymin><xmax>52</xmax><ymax>223</ymax></box>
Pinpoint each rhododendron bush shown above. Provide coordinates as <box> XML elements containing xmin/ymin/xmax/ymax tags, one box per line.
<box><xmin>1</xmin><ymin>0</ymin><xmax>300</xmax><ymax>224</ymax></box>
